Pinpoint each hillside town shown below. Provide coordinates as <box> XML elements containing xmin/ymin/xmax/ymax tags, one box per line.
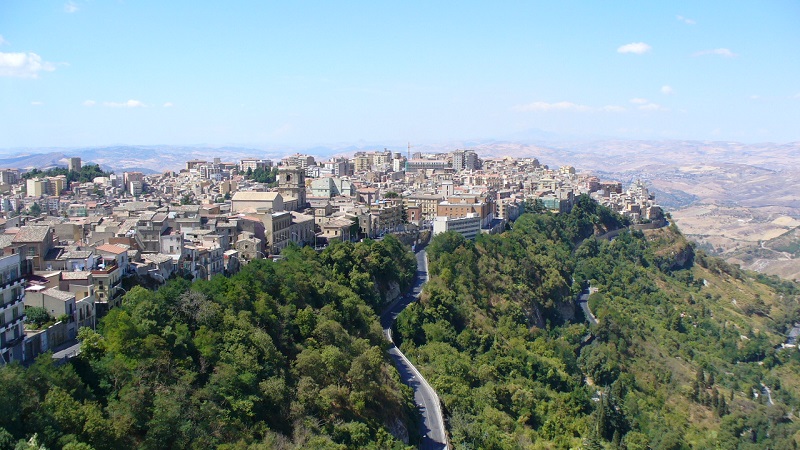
<box><xmin>0</xmin><ymin>150</ymin><xmax>663</xmax><ymax>365</ymax></box>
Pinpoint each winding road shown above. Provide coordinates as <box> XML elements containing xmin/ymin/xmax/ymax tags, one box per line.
<box><xmin>577</xmin><ymin>286</ymin><xmax>598</xmax><ymax>326</ymax></box>
<box><xmin>380</xmin><ymin>248</ymin><xmax>448</xmax><ymax>450</ymax></box>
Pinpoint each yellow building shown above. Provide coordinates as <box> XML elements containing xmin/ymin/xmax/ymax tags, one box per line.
<box><xmin>26</xmin><ymin>178</ymin><xmax>47</xmax><ymax>197</ymax></box>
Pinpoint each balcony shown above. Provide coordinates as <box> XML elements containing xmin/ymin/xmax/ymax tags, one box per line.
<box><xmin>0</xmin><ymin>275</ymin><xmax>24</xmax><ymax>292</ymax></box>
<box><xmin>0</xmin><ymin>315</ymin><xmax>25</xmax><ymax>336</ymax></box>
<box><xmin>0</xmin><ymin>295</ymin><xmax>23</xmax><ymax>315</ymax></box>
<box><xmin>91</xmin><ymin>262</ymin><xmax>119</xmax><ymax>275</ymax></box>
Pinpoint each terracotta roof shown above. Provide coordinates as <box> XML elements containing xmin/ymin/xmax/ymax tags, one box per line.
<box><xmin>95</xmin><ymin>244</ymin><xmax>128</xmax><ymax>255</ymax></box>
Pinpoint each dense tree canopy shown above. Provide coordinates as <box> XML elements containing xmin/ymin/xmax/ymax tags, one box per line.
<box><xmin>1</xmin><ymin>236</ymin><xmax>417</xmax><ymax>449</ymax></box>
<box><xmin>397</xmin><ymin>198</ymin><xmax>800</xmax><ymax>448</ymax></box>
<box><xmin>4</xmin><ymin>195</ymin><xmax>800</xmax><ymax>449</ymax></box>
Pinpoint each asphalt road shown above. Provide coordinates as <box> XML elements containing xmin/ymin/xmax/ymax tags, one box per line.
<box><xmin>578</xmin><ymin>287</ymin><xmax>598</xmax><ymax>326</ymax></box>
<box><xmin>50</xmin><ymin>341</ymin><xmax>81</xmax><ymax>366</ymax></box>
<box><xmin>380</xmin><ymin>249</ymin><xmax>448</xmax><ymax>450</ymax></box>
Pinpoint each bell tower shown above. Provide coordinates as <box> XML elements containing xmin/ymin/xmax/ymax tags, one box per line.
<box><xmin>277</xmin><ymin>166</ymin><xmax>306</xmax><ymax>210</ymax></box>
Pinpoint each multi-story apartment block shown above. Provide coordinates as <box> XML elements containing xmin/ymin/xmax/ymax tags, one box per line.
<box><xmin>0</xmin><ymin>253</ymin><xmax>27</xmax><ymax>363</ymax></box>
<box><xmin>239</xmin><ymin>158</ymin><xmax>272</xmax><ymax>173</ymax></box>
<box><xmin>433</xmin><ymin>213</ymin><xmax>482</xmax><ymax>240</ymax></box>
<box><xmin>282</xmin><ymin>154</ymin><xmax>315</xmax><ymax>168</ymax></box>
<box><xmin>198</xmin><ymin>162</ymin><xmax>223</xmax><ymax>181</ymax></box>
<box><xmin>326</xmin><ymin>158</ymin><xmax>351</xmax><ymax>177</ymax></box>
<box><xmin>437</xmin><ymin>195</ymin><xmax>492</xmax><ymax>227</ymax></box>
<box><xmin>46</xmin><ymin>176</ymin><xmax>66</xmax><ymax>196</ymax></box>
<box><xmin>185</xmin><ymin>160</ymin><xmax>207</xmax><ymax>171</ymax></box>
<box><xmin>26</xmin><ymin>178</ymin><xmax>48</xmax><ymax>197</ymax></box>
<box><xmin>405</xmin><ymin>194</ymin><xmax>442</xmax><ymax>221</ymax></box>
<box><xmin>92</xmin><ymin>244</ymin><xmax>127</xmax><ymax>314</ymax></box>
<box><xmin>353</xmin><ymin>155</ymin><xmax>372</xmax><ymax>172</ymax></box>
<box><xmin>135</xmin><ymin>211</ymin><xmax>169</xmax><ymax>253</ymax></box>
<box><xmin>261</xmin><ymin>211</ymin><xmax>292</xmax><ymax>254</ymax></box>
<box><xmin>406</xmin><ymin>159</ymin><xmax>450</xmax><ymax>173</ymax></box>
<box><xmin>451</xmin><ymin>150</ymin><xmax>480</xmax><ymax>172</ymax></box>
<box><xmin>371</xmin><ymin>150</ymin><xmax>392</xmax><ymax>170</ymax></box>
<box><xmin>128</xmin><ymin>180</ymin><xmax>143</xmax><ymax>196</ymax></box>
<box><xmin>0</xmin><ymin>169</ymin><xmax>20</xmax><ymax>186</ymax></box>
<box><xmin>59</xmin><ymin>271</ymin><xmax>96</xmax><ymax>331</ymax></box>
<box><xmin>309</xmin><ymin>177</ymin><xmax>356</xmax><ymax>198</ymax></box>
<box><xmin>369</xmin><ymin>200</ymin><xmax>404</xmax><ymax>237</ymax></box>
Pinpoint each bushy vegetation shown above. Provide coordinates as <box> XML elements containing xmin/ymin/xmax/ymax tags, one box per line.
<box><xmin>24</xmin><ymin>307</ymin><xmax>53</xmax><ymax>330</ymax></box>
<box><xmin>244</xmin><ymin>167</ymin><xmax>279</xmax><ymax>185</ymax></box>
<box><xmin>23</xmin><ymin>164</ymin><xmax>111</xmax><ymax>185</ymax></box>
<box><xmin>0</xmin><ymin>236</ymin><xmax>418</xmax><ymax>449</ymax></box>
<box><xmin>398</xmin><ymin>197</ymin><xmax>800</xmax><ymax>449</ymax></box>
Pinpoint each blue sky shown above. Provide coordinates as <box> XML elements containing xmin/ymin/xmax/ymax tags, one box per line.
<box><xmin>1</xmin><ymin>1</ymin><xmax>798</xmax><ymax>148</ymax></box>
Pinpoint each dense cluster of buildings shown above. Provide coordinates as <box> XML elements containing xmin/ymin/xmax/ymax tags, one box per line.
<box><xmin>0</xmin><ymin>150</ymin><xmax>662</xmax><ymax>364</ymax></box>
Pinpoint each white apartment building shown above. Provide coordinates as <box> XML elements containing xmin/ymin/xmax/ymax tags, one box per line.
<box><xmin>0</xmin><ymin>253</ymin><xmax>26</xmax><ymax>363</ymax></box>
<box><xmin>432</xmin><ymin>213</ymin><xmax>482</xmax><ymax>240</ymax></box>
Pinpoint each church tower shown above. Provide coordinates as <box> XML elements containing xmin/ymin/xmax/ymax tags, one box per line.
<box><xmin>277</xmin><ymin>166</ymin><xmax>306</xmax><ymax>210</ymax></box>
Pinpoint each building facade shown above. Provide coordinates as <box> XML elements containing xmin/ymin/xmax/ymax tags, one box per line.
<box><xmin>0</xmin><ymin>253</ymin><xmax>26</xmax><ymax>364</ymax></box>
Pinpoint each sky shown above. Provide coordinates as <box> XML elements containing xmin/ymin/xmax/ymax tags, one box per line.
<box><xmin>1</xmin><ymin>1</ymin><xmax>799</xmax><ymax>148</ymax></box>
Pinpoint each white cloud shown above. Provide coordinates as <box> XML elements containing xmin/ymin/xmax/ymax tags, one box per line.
<box><xmin>602</xmin><ymin>105</ymin><xmax>626</xmax><ymax>112</ymax></box>
<box><xmin>104</xmin><ymin>99</ymin><xmax>146</xmax><ymax>108</ymax></box>
<box><xmin>31</xmin><ymin>101</ymin><xmax>43</xmax><ymax>106</ymax></box>
<box><xmin>0</xmin><ymin>52</ymin><xmax>56</xmax><ymax>78</ymax></box>
<box><xmin>0</xmin><ymin>35</ymin><xmax>7</xmax><ymax>46</ymax></box>
<box><xmin>661</xmin><ymin>85</ymin><xmax>674</xmax><ymax>95</ymax></box>
<box><xmin>629</xmin><ymin>98</ymin><xmax>648</xmax><ymax>104</ymax></box>
<box><xmin>82</xmin><ymin>100</ymin><xmax>96</xmax><ymax>106</ymax></box>
<box><xmin>64</xmin><ymin>1</ymin><xmax>79</xmax><ymax>13</ymax></box>
<box><xmin>514</xmin><ymin>101</ymin><xmax>591</xmax><ymax>112</ymax></box>
<box><xmin>676</xmin><ymin>15</ymin><xmax>696</xmax><ymax>25</ymax></box>
<box><xmin>617</xmin><ymin>42</ymin><xmax>652</xmax><ymax>54</ymax></box>
<box><xmin>639</xmin><ymin>102</ymin><xmax>666</xmax><ymax>111</ymax></box>
<box><xmin>163</xmin><ymin>102</ymin><xmax>174</xmax><ymax>107</ymax></box>
<box><xmin>692</xmin><ymin>48</ymin><xmax>737</xmax><ymax>57</ymax></box>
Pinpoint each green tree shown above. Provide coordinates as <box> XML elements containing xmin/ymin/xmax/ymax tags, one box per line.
<box><xmin>28</xmin><ymin>202</ymin><xmax>42</xmax><ymax>217</ymax></box>
<box><xmin>24</xmin><ymin>307</ymin><xmax>51</xmax><ymax>328</ymax></box>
